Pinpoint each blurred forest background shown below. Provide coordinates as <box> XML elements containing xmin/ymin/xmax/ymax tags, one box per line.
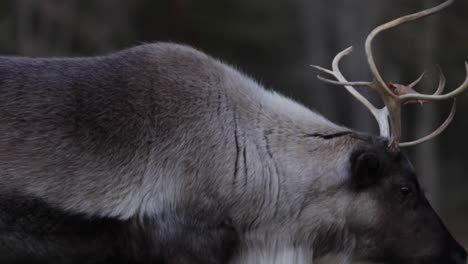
<box><xmin>0</xmin><ymin>0</ymin><xmax>467</xmax><ymax>251</ymax></box>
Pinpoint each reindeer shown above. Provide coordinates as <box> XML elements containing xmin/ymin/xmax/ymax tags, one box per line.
<box><xmin>0</xmin><ymin>0</ymin><xmax>466</xmax><ymax>263</ymax></box>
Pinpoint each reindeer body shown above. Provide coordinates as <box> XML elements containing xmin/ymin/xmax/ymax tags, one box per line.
<box><xmin>0</xmin><ymin>43</ymin><xmax>358</xmax><ymax>263</ymax></box>
<box><xmin>0</xmin><ymin>42</ymin><xmax>465</xmax><ymax>264</ymax></box>
<box><xmin>0</xmin><ymin>42</ymin><xmax>351</xmax><ymax>218</ymax></box>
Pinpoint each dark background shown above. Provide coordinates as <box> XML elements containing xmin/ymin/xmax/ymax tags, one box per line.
<box><xmin>0</xmin><ymin>0</ymin><xmax>467</xmax><ymax>251</ymax></box>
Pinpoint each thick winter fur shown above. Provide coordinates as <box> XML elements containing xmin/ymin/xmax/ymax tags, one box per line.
<box><xmin>0</xmin><ymin>42</ymin><xmax>353</xmax><ymax>217</ymax></box>
<box><xmin>0</xmin><ymin>194</ymin><xmax>125</xmax><ymax>264</ymax></box>
<box><xmin>0</xmin><ymin>43</ymin><xmax>465</xmax><ymax>263</ymax></box>
<box><xmin>0</xmin><ymin>43</ymin><xmax>355</xmax><ymax>259</ymax></box>
<box><xmin>0</xmin><ymin>194</ymin><xmax>238</xmax><ymax>264</ymax></box>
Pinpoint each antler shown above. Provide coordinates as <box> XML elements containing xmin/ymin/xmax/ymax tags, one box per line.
<box><xmin>311</xmin><ymin>0</ymin><xmax>468</xmax><ymax>151</ymax></box>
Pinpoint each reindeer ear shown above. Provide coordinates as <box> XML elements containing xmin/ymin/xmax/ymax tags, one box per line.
<box><xmin>351</xmin><ymin>149</ymin><xmax>383</xmax><ymax>189</ymax></box>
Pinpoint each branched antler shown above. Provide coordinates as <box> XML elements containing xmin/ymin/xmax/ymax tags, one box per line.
<box><xmin>311</xmin><ymin>0</ymin><xmax>467</xmax><ymax>151</ymax></box>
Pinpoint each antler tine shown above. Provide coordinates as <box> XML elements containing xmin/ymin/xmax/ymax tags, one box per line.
<box><xmin>365</xmin><ymin>0</ymin><xmax>454</xmax><ymax>98</ymax></box>
<box><xmin>330</xmin><ymin>47</ymin><xmax>393</xmax><ymax>137</ymax></box>
<box><xmin>400</xmin><ymin>99</ymin><xmax>456</xmax><ymax>147</ymax></box>
<box><xmin>316</xmin><ymin>75</ymin><xmax>372</xmax><ymax>87</ymax></box>
<box><xmin>400</xmin><ymin>62</ymin><xmax>468</xmax><ymax>102</ymax></box>
<box><xmin>433</xmin><ymin>67</ymin><xmax>446</xmax><ymax>95</ymax></box>
<box><xmin>311</xmin><ymin>47</ymin><xmax>377</xmax><ymax>113</ymax></box>
<box><xmin>408</xmin><ymin>72</ymin><xmax>425</xmax><ymax>89</ymax></box>
<box><xmin>311</xmin><ymin>47</ymin><xmax>391</xmax><ymax>137</ymax></box>
<box><xmin>331</xmin><ymin>47</ymin><xmax>376</xmax><ymax>109</ymax></box>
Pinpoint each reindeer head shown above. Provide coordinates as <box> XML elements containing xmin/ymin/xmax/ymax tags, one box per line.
<box><xmin>311</xmin><ymin>0</ymin><xmax>467</xmax><ymax>263</ymax></box>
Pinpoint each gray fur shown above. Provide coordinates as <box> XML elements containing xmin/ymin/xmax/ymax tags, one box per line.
<box><xmin>0</xmin><ymin>43</ymin><xmax>354</xmax><ymax>221</ymax></box>
<box><xmin>0</xmin><ymin>43</ymin><xmax>465</xmax><ymax>263</ymax></box>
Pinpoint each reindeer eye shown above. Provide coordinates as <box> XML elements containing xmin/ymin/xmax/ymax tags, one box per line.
<box><xmin>400</xmin><ymin>186</ymin><xmax>412</xmax><ymax>196</ymax></box>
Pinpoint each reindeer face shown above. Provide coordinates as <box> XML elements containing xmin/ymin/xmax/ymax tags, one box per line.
<box><xmin>347</xmin><ymin>138</ymin><xmax>466</xmax><ymax>264</ymax></box>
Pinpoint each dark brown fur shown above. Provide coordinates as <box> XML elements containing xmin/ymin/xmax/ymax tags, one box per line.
<box><xmin>0</xmin><ymin>195</ymin><xmax>238</xmax><ymax>264</ymax></box>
